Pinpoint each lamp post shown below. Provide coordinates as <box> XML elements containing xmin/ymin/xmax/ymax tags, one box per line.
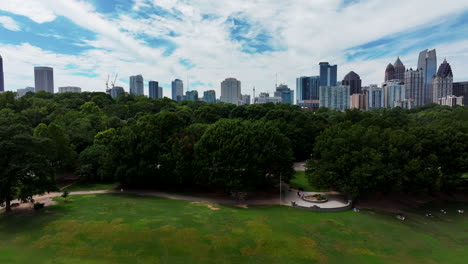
<box><xmin>279</xmin><ymin>172</ymin><xmax>282</xmax><ymax>206</ymax></box>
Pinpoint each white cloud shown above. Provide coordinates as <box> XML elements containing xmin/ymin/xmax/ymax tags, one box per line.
<box><xmin>0</xmin><ymin>16</ymin><xmax>20</xmax><ymax>31</ymax></box>
<box><xmin>1</xmin><ymin>0</ymin><xmax>468</xmax><ymax>98</ymax></box>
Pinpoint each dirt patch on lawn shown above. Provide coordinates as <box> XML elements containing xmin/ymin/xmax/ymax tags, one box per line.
<box><xmin>191</xmin><ymin>202</ymin><xmax>220</xmax><ymax>210</ymax></box>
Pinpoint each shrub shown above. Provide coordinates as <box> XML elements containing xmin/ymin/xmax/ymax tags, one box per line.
<box><xmin>33</xmin><ymin>203</ymin><xmax>45</xmax><ymax>210</ymax></box>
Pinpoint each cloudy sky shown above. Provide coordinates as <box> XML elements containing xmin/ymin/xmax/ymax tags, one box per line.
<box><xmin>1</xmin><ymin>0</ymin><xmax>468</xmax><ymax>98</ymax></box>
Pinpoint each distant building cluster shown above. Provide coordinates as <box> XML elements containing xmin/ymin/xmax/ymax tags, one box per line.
<box><xmin>1</xmin><ymin>48</ymin><xmax>466</xmax><ymax>108</ymax></box>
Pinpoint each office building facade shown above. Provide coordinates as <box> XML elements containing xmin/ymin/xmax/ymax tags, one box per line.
<box><xmin>432</xmin><ymin>59</ymin><xmax>453</xmax><ymax>103</ymax></box>
<box><xmin>34</xmin><ymin>66</ymin><xmax>54</xmax><ymax>93</ymax></box>
<box><xmin>404</xmin><ymin>68</ymin><xmax>424</xmax><ymax>107</ymax></box>
<box><xmin>350</xmin><ymin>93</ymin><xmax>368</xmax><ymax>110</ymax></box>
<box><xmin>383</xmin><ymin>80</ymin><xmax>405</xmax><ymax>108</ymax></box>
<box><xmin>149</xmin><ymin>81</ymin><xmax>163</xmax><ymax>99</ymax></box>
<box><xmin>319</xmin><ymin>85</ymin><xmax>350</xmax><ymax>111</ymax></box>
<box><xmin>296</xmin><ymin>76</ymin><xmax>320</xmax><ymax>108</ymax></box>
<box><xmin>220</xmin><ymin>78</ymin><xmax>241</xmax><ymax>104</ymax></box>
<box><xmin>319</xmin><ymin>62</ymin><xmax>337</xmax><ymax>86</ymax></box>
<box><xmin>453</xmin><ymin>82</ymin><xmax>468</xmax><ymax>106</ymax></box>
<box><xmin>274</xmin><ymin>84</ymin><xmax>294</xmax><ymax>104</ymax></box>
<box><xmin>241</xmin><ymin>94</ymin><xmax>251</xmax><ymax>105</ymax></box>
<box><xmin>438</xmin><ymin>95</ymin><xmax>463</xmax><ymax>106</ymax></box>
<box><xmin>130</xmin><ymin>75</ymin><xmax>144</xmax><ymax>96</ymax></box>
<box><xmin>385</xmin><ymin>57</ymin><xmax>406</xmax><ymax>82</ymax></box>
<box><xmin>111</xmin><ymin>86</ymin><xmax>125</xmax><ymax>98</ymax></box>
<box><xmin>417</xmin><ymin>49</ymin><xmax>437</xmax><ymax>104</ymax></box>
<box><xmin>256</xmin><ymin>92</ymin><xmax>282</xmax><ymax>104</ymax></box>
<box><xmin>342</xmin><ymin>71</ymin><xmax>362</xmax><ymax>95</ymax></box>
<box><xmin>368</xmin><ymin>85</ymin><xmax>384</xmax><ymax>110</ymax></box>
<box><xmin>203</xmin><ymin>90</ymin><xmax>216</xmax><ymax>103</ymax></box>
<box><xmin>172</xmin><ymin>79</ymin><xmax>184</xmax><ymax>101</ymax></box>
<box><xmin>16</xmin><ymin>87</ymin><xmax>35</xmax><ymax>98</ymax></box>
<box><xmin>58</xmin><ymin>86</ymin><xmax>81</xmax><ymax>93</ymax></box>
<box><xmin>185</xmin><ymin>90</ymin><xmax>198</xmax><ymax>101</ymax></box>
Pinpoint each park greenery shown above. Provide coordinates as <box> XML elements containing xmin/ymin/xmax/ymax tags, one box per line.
<box><xmin>0</xmin><ymin>90</ymin><xmax>467</xmax><ymax>211</ymax></box>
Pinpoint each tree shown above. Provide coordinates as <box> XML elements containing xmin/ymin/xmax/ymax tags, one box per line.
<box><xmin>0</xmin><ymin>111</ymin><xmax>57</xmax><ymax>212</ymax></box>
<box><xmin>195</xmin><ymin>119</ymin><xmax>294</xmax><ymax>191</ymax></box>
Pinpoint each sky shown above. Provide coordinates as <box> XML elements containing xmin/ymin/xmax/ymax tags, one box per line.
<box><xmin>1</xmin><ymin>0</ymin><xmax>468</xmax><ymax>98</ymax></box>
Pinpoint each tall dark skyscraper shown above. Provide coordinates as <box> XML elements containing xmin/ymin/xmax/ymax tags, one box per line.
<box><xmin>319</xmin><ymin>62</ymin><xmax>337</xmax><ymax>86</ymax></box>
<box><xmin>418</xmin><ymin>49</ymin><xmax>437</xmax><ymax>104</ymax></box>
<box><xmin>342</xmin><ymin>71</ymin><xmax>362</xmax><ymax>95</ymax></box>
<box><xmin>171</xmin><ymin>79</ymin><xmax>184</xmax><ymax>101</ymax></box>
<box><xmin>432</xmin><ymin>59</ymin><xmax>453</xmax><ymax>103</ymax></box>
<box><xmin>34</xmin><ymin>66</ymin><xmax>54</xmax><ymax>93</ymax></box>
<box><xmin>0</xmin><ymin>54</ymin><xmax>4</xmax><ymax>92</ymax></box>
<box><xmin>385</xmin><ymin>63</ymin><xmax>395</xmax><ymax>81</ymax></box>
<box><xmin>149</xmin><ymin>81</ymin><xmax>160</xmax><ymax>99</ymax></box>
<box><xmin>393</xmin><ymin>57</ymin><xmax>406</xmax><ymax>81</ymax></box>
<box><xmin>296</xmin><ymin>76</ymin><xmax>320</xmax><ymax>101</ymax></box>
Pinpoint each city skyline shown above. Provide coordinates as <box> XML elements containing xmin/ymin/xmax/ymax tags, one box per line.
<box><xmin>0</xmin><ymin>1</ymin><xmax>467</xmax><ymax>98</ymax></box>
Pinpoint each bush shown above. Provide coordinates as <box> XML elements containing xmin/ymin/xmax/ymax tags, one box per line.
<box><xmin>33</xmin><ymin>203</ymin><xmax>45</xmax><ymax>210</ymax></box>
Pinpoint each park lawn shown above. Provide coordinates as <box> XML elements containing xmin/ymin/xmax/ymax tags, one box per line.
<box><xmin>289</xmin><ymin>171</ymin><xmax>327</xmax><ymax>192</ymax></box>
<box><xmin>66</xmin><ymin>182</ymin><xmax>119</xmax><ymax>192</ymax></box>
<box><xmin>0</xmin><ymin>194</ymin><xmax>467</xmax><ymax>264</ymax></box>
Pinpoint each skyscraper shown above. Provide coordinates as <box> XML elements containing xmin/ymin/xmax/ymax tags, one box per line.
<box><xmin>368</xmin><ymin>85</ymin><xmax>384</xmax><ymax>110</ymax></box>
<box><xmin>274</xmin><ymin>84</ymin><xmax>294</xmax><ymax>104</ymax></box>
<box><xmin>342</xmin><ymin>71</ymin><xmax>362</xmax><ymax>95</ymax></box>
<box><xmin>350</xmin><ymin>94</ymin><xmax>368</xmax><ymax>110</ymax></box>
<box><xmin>0</xmin><ymin>54</ymin><xmax>4</xmax><ymax>92</ymax></box>
<box><xmin>34</xmin><ymin>66</ymin><xmax>54</xmax><ymax>93</ymax></box>
<box><xmin>203</xmin><ymin>90</ymin><xmax>216</xmax><ymax>103</ymax></box>
<box><xmin>241</xmin><ymin>94</ymin><xmax>251</xmax><ymax>105</ymax></box>
<box><xmin>393</xmin><ymin>57</ymin><xmax>406</xmax><ymax>81</ymax></box>
<box><xmin>185</xmin><ymin>90</ymin><xmax>198</xmax><ymax>101</ymax></box>
<box><xmin>130</xmin><ymin>75</ymin><xmax>144</xmax><ymax>96</ymax></box>
<box><xmin>220</xmin><ymin>78</ymin><xmax>241</xmax><ymax>104</ymax></box>
<box><xmin>149</xmin><ymin>81</ymin><xmax>161</xmax><ymax>99</ymax></box>
<box><xmin>319</xmin><ymin>85</ymin><xmax>350</xmax><ymax>111</ymax></box>
<box><xmin>296</xmin><ymin>76</ymin><xmax>320</xmax><ymax>109</ymax></box>
<box><xmin>432</xmin><ymin>59</ymin><xmax>453</xmax><ymax>103</ymax></box>
<box><xmin>404</xmin><ymin>68</ymin><xmax>424</xmax><ymax>107</ymax></box>
<box><xmin>385</xmin><ymin>63</ymin><xmax>395</xmax><ymax>82</ymax></box>
<box><xmin>111</xmin><ymin>86</ymin><xmax>125</xmax><ymax>98</ymax></box>
<box><xmin>319</xmin><ymin>62</ymin><xmax>337</xmax><ymax>86</ymax></box>
<box><xmin>383</xmin><ymin>80</ymin><xmax>405</xmax><ymax>108</ymax></box>
<box><xmin>453</xmin><ymin>82</ymin><xmax>468</xmax><ymax>106</ymax></box>
<box><xmin>172</xmin><ymin>79</ymin><xmax>184</xmax><ymax>101</ymax></box>
<box><xmin>417</xmin><ymin>49</ymin><xmax>437</xmax><ymax>104</ymax></box>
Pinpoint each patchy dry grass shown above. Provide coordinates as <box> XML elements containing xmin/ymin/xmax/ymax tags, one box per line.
<box><xmin>0</xmin><ymin>194</ymin><xmax>466</xmax><ymax>264</ymax></box>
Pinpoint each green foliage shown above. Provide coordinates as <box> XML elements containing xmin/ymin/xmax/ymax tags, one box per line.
<box><xmin>307</xmin><ymin>106</ymin><xmax>468</xmax><ymax>197</ymax></box>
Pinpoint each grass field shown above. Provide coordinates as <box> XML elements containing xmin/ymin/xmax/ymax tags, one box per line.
<box><xmin>0</xmin><ymin>194</ymin><xmax>467</xmax><ymax>264</ymax></box>
<box><xmin>289</xmin><ymin>171</ymin><xmax>327</xmax><ymax>192</ymax></box>
<box><xmin>66</xmin><ymin>182</ymin><xmax>119</xmax><ymax>192</ymax></box>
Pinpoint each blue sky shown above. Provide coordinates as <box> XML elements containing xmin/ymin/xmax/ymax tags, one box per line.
<box><xmin>0</xmin><ymin>0</ymin><xmax>468</xmax><ymax>97</ymax></box>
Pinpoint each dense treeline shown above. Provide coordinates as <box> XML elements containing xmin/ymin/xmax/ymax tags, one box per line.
<box><xmin>0</xmin><ymin>90</ymin><xmax>467</xmax><ymax>211</ymax></box>
<box><xmin>307</xmin><ymin>106</ymin><xmax>468</xmax><ymax>197</ymax></box>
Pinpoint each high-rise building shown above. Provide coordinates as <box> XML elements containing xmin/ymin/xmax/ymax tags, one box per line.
<box><xmin>437</xmin><ymin>95</ymin><xmax>463</xmax><ymax>106</ymax></box>
<box><xmin>111</xmin><ymin>86</ymin><xmax>125</xmax><ymax>98</ymax></box>
<box><xmin>383</xmin><ymin>80</ymin><xmax>406</xmax><ymax>108</ymax></box>
<box><xmin>241</xmin><ymin>94</ymin><xmax>251</xmax><ymax>105</ymax></box>
<box><xmin>296</xmin><ymin>76</ymin><xmax>320</xmax><ymax>108</ymax></box>
<box><xmin>34</xmin><ymin>66</ymin><xmax>54</xmax><ymax>93</ymax></box>
<box><xmin>432</xmin><ymin>59</ymin><xmax>453</xmax><ymax>103</ymax></box>
<box><xmin>220</xmin><ymin>78</ymin><xmax>241</xmax><ymax>104</ymax></box>
<box><xmin>58</xmin><ymin>86</ymin><xmax>81</xmax><ymax>93</ymax></box>
<box><xmin>394</xmin><ymin>57</ymin><xmax>406</xmax><ymax>81</ymax></box>
<box><xmin>203</xmin><ymin>90</ymin><xmax>216</xmax><ymax>103</ymax></box>
<box><xmin>350</xmin><ymin>93</ymin><xmax>367</xmax><ymax>110</ymax></box>
<box><xmin>368</xmin><ymin>85</ymin><xmax>384</xmax><ymax>110</ymax></box>
<box><xmin>319</xmin><ymin>62</ymin><xmax>337</xmax><ymax>86</ymax></box>
<box><xmin>319</xmin><ymin>85</ymin><xmax>350</xmax><ymax>111</ymax></box>
<box><xmin>256</xmin><ymin>92</ymin><xmax>282</xmax><ymax>104</ymax></box>
<box><xmin>342</xmin><ymin>71</ymin><xmax>362</xmax><ymax>95</ymax></box>
<box><xmin>385</xmin><ymin>63</ymin><xmax>395</xmax><ymax>82</ymax></box>
<box><xmin>16</xmin><ymin>87</ymin><xmax>35</xmax><ymax>98</ymax></box>
<box><xmin>453</xmin><ymin>82</ymin><xmax>468</xmax><ymax>106</ymax></box>
<box><xmin>404</xmin><ymin>68</ymin><xmax>424</xmax><ymax>107</ymax></box>
<box><xmin>185</xmin><ymin>90</ymin><xmax>198</xmax><ymax>101</ymax></box>
<box><xmin>171</xmin><ymin>79</ymin><xmax>184</xmax><ymax>101</ymax></box>
<box><xmin>0</xmin><ymin>54</ymin><xmax>4</xmax><ymax>92</ymax></box>
<box><xmin>149</xmin><ymin>81</ymin><xmax>162</xmax><ymax>99</ymax></box>
<box><xmin>417</xmin><ymin>49</ymin><xmax>437</xmax><ymax>104</ymax></box>
<box><xmin>129</xmin><ymin>75</ymin><xmax>144</xmax><ymax>96</ymax></box>
<box><xmin>274</xmin><ymin>84</ymin><xmax>294</xmax><ymax>104</ymax></box>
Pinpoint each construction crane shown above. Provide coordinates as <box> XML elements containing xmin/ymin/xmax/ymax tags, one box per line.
<box><xmin>111</xmin><ymin>73</ymin><xmax>118</xmax><ymax>88</ymax></box>
<box><xmin>105</xmin><ymin>75</ymin><xmax>111</xmax><ymax>94</ymax></box>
